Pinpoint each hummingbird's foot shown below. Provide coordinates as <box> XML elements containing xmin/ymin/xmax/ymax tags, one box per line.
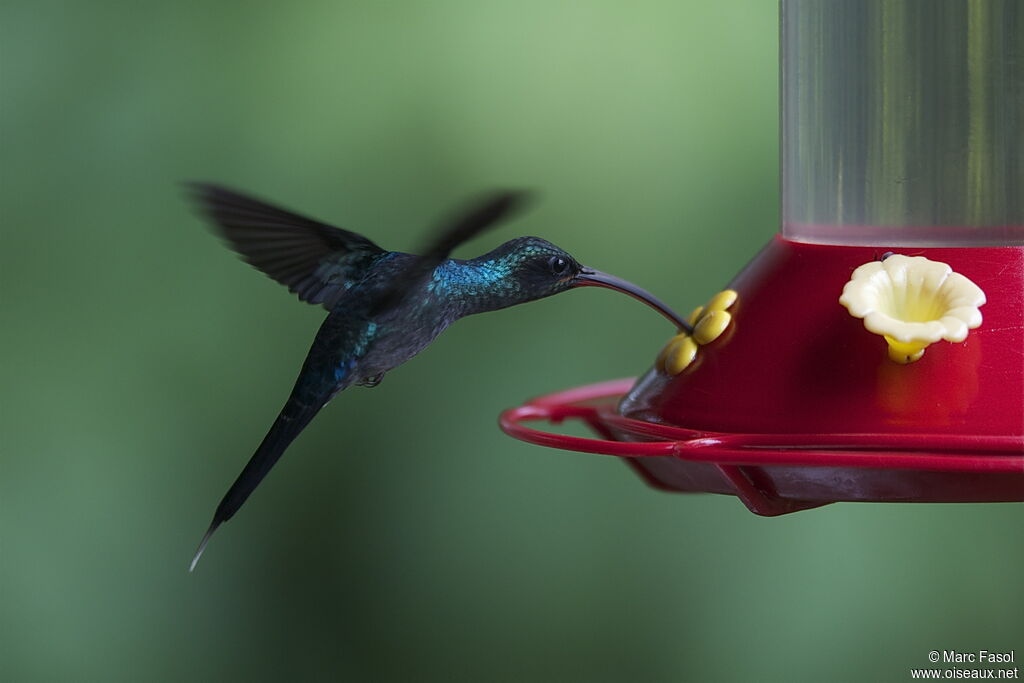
<box><xmin>358</xmin><ymin>372</ymin><xmax>385</xmax><ymax>388</ymax></box>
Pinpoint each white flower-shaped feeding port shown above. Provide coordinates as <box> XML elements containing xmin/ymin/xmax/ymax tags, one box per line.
<box><xmin>839</xmin><ymin>255</ymin><xmax>986</xmax><ymax>364</ymax></box>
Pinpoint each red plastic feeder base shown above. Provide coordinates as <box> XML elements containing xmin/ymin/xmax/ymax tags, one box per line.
<box><xmin>500</xmin><ymin>238</ymin><xmax>1024</xmax><ymax>516</ymax></box>
<box><xmin>500</xmin><ymin>378</ymin><xmax>1024</xmax><ymax>516</ymax></box>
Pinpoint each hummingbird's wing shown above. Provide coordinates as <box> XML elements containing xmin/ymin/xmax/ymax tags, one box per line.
<box><xmin>369</xmin><ymin>190</ymin><xmax>531</xmax><ymax>316</ymax></box>
<box><xmin>187</xmin><ymin>183</ymin><xmax>386</xmax><ymax>309</ymax></box>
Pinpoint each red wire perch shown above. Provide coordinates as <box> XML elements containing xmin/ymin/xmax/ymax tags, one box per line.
<box><xmin>499</xmin><ymin>379</ymin><xmax>1024</xmax><ymax>516</ymax></box>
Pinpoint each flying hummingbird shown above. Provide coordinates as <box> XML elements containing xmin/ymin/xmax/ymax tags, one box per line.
<box><xmin>187</xmin><ymin>184</ymin><xmax>690</xmax><ymax>570</ymax></box>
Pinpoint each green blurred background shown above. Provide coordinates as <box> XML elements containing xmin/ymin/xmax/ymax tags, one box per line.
<box><xmin>1</xmin><ymin>1</ymin><xmax>1020</xmax><ymax>681</ymax></box>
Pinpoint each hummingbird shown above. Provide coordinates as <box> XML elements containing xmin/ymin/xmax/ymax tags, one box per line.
<box><xmin>187</xmin><ymin>183</ymin><xmax>690</xmax><ymax>570</ymax></box>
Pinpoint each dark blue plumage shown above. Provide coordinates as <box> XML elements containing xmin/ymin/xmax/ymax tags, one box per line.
<box><xmin>187</xmin><ymin>184</ymin><xmax>688</xmax><ymax>570</ymax></box>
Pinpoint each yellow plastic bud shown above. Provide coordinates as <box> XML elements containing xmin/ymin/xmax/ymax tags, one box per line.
<box><xmin>693</xmin><ymin>310</ymin><xmax>732</xmax><ymax>345</ymax></box>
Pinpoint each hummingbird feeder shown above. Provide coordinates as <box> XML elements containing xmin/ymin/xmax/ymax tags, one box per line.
<box><xmin>500</xmin><ymin>0</ymin><xmax>1024</xmax><ymax>515</ymax></box>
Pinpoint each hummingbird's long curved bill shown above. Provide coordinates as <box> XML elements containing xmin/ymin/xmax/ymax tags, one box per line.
<box><xmin>575</xmin><ymin>268</ymin><xmax>692</xmax><ymax>334</ymax></box>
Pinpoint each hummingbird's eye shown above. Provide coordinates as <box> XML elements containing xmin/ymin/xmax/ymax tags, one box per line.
<box><xmin>547</xmin><ymin>255</ymin><xmax>570</xmax><ymax>276</ymax></box>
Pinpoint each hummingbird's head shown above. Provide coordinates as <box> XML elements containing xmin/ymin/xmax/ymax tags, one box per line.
<box><xmin>487</xmin><ymin>237</ymin><xmax>691</xmax><ymax>332</ymax></box>
<box><xmin>495</xmin><ymin>236</ymin><xmax>582</xmax><ymax>298</ymax></box>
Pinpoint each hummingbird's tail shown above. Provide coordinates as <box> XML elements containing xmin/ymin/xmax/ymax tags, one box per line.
<box><xmin>190</xmin><ymin>397</ymin><xmax>324</xmax><ymax>571</ymax></box>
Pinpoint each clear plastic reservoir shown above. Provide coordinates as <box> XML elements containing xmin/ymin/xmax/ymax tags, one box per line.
<box><xmin>781</xmin><ymin>0</ymin><xmax>1023</xmax><ymax>246</ymax></box>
